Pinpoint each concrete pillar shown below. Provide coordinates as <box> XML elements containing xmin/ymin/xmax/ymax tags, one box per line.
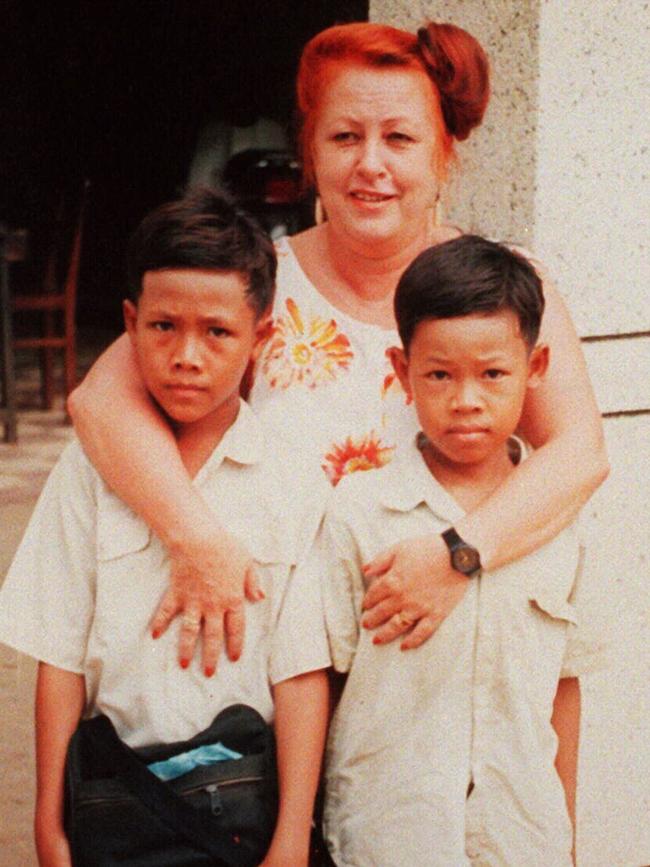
<box><xmin>371</xmin><ymin>3</ymin><xmax>649</xmax><ymax>864</ymax></box>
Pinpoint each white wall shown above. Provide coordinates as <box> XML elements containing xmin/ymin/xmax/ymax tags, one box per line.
<box><xmin>534</xmin><ymin>0</ymin><xmax>649</xmax><ymax>339</ymax></box>
<box><xmin>534</xmin><ymin>3</ymin><xmax>650</xmax><ymax>864</ymax></box>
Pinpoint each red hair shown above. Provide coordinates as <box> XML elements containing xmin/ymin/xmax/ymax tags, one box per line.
<box><xmin>296</xmin><ymin>21</ymin><xmax>490</xmax><ymax>186</ymax></box>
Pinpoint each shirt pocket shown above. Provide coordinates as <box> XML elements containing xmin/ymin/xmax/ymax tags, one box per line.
<box><xmin>92</xmin><ymin>497</ymin><xmax>156</xmax><ymax>645</ymax></box>
<box><xmin>249</xmin><ymin>532</ymin><xmax>294</xmax><ymax>569</ymax></box>
<box><xmin>529</xmin><ymin>590</ymin><xmax>578</xmax><ymax>625</ymax></box>
<box><xmin>247</xmin><ymin>530</ymin><xmax>294</xmax><ymax>608</ymax></box>
<box><xmin>96</xmin><ymin>496</ymin><xmax>151</xmax><ymax>562</ymax></box>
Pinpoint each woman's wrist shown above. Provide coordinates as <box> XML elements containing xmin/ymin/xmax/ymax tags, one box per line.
<box><xmin>452</xmin><ymin>516</ymin><xmax>497</xmax><ymax>573</ymax></box>
<box><xmin>146</xmin><ymin>483</ymin><xmax>221</xmax><ymax>554</ymax></box>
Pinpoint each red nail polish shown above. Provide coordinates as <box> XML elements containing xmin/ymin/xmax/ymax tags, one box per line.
<box><xmin>204</xmin><ymin>666</ymin><xmax>215</xmax><ymax>678</ymax></box>
<box><xmin>151</xmin><ymin>629</ymin><xmax>160</xmax><ymax>640</ymax></box>
<box><xmin>180</xmin><ymin>658</ymin><xmax>190</xmax><ymax>669</ymax></box>
<box><xmin>372</xmin><ymin>636</ymin><xmax>381</xmax><ymax>645</ymax></box>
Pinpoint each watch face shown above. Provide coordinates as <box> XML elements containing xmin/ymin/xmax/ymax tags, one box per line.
<box><xmin>454</xmin><ymin>545</ymin><xmax>481</xmax><ymax>574</ymax></box>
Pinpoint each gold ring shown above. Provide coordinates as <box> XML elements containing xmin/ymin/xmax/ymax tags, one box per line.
<box><xmin>394</xmin><ymin>611</ymin><xmax>414</xmax><ymax>628</ymax></box>
<box><xmin>182</xmin><ymin>615</ymin><xmax>201</xmax><ymax>629</ymax></box>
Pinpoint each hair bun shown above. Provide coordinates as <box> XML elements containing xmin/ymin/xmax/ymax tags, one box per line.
<box><xmin>417</xmin><ymin>22</ymin><xmax>490</xmax><ymax>141</ymax></box>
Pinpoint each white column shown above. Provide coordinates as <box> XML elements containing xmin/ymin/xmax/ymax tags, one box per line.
<box><xmin>534</xmin><ymin>3</ymin><xmax>650</xmax><ymax>864</ymax></box>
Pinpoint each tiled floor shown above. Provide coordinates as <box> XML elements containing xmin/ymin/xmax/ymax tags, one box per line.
<box><xmin>1</xmin><ymin>341</ymin><xmax>109</xmax><ymax>865</ymax></box>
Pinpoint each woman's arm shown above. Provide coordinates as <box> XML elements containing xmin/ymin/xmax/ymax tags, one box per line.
<box><xmin>261</xmin><ymin>671</ymin><xmax>329</xmax><ymax>867</ymax></box>
<box><xmin>34</xmin><ymin>662</ymin><xmax>85</xmax><ymax>867</ymax></box>
<box><xmin>68</xmin><ymin>335</ymin><xmax>261</xmax><ymax>674</ymax></box>
<box><xmin>362</xmin><ymin>275</ymin><xmax>609</xmax><ymax>647</ymax></box>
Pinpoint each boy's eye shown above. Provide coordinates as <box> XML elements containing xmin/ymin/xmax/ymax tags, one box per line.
<box><xmin>151</xmin><ymin>321</ymin><xmax>173</xmax><ymax>332</ymax></box>
<box><xmin>484</xmin><ymin>368</ymin><xmax>507</xmax><ymax>380</ymax></box>
<box><xmin>427</xmin><ymin>370</ymin><xmax>450</xmax><ymax>381</ymax></box>
<box><xmin>208</xmin><ymin>326</ymin><xmax>229</xmax><ymax>338</ymax></box>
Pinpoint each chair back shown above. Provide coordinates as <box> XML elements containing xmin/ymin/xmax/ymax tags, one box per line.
<box><xmin>62</xmin><ymin>179</ymin><xmax>90</xmax><ymax>312</ymax></box>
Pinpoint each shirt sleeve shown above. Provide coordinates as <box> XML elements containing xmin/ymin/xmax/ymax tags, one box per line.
<box><xmin>0</xmin><ymin>441</ymin><xmax>97</xmax><ymax>673</ymax></box>
<box><xmin>561</xmin><ymin>543</ymin><xmax>611</xmax><ymax>678</ymax></box>
<box><xmin>318</xmin><ymin>502</ymin><xmax>367</xmax><ymax>675</ymax></box>
<box><xmin>268</xmin><ymin>533</ymin><xmax>332</xmax><ymax>686</ymax></box>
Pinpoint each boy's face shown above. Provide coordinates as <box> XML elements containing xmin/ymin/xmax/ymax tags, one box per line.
<box><xmin>124</xmin><ymin>269</ymin><xmax>268</xmax><ymax>435</ymax></box>
<box><xmin>390</xmin><ymin>310</ymin><xmax>548</xmax><ymax>467</ymax></box>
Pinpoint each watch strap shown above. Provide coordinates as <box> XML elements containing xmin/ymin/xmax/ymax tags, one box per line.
<box><xmin>441</xmin><ymin>527</ymin><xmax>482</xmax><ymax>578</ymax></box>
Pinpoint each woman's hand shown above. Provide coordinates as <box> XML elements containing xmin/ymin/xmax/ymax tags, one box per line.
<box><xmin>150</xmin><ymin>517</ymin><xmax>264</xmax><ymax>676</ymax></box>
<box><xmin>361</xmin><ymin>533</ymin><xmax>467</xmax><ymax>649</ymax></box>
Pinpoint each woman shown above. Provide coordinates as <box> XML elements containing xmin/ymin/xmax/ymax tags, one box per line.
<box><xmin>70</xmin><ymin>21</ymin><xmax>607</xmax><ymax>679</ymax></box>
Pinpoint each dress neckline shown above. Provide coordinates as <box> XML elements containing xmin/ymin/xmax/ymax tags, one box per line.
<box><xmin>276</xmin><ymin>235</ymin><xmax>400</xmax><ymax>337</ymax></box>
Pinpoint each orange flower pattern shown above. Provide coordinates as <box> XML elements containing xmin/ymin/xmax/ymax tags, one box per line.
<box><xmin>261</xmin><ymin>298</ymin><xmax>354</xmax><ymax>390</ymax></box>
<box><xmin>323</xmin><ymin>432</ymin><xmax>395</xmax><ymax>487</ymax></box>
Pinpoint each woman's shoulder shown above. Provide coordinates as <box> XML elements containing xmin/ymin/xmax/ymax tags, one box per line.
<box><xmin>281</xmin><ymin>223</ymin><xmax>321</xmax><ymax>258</ymax></box>
<box><xmin>271</xmin><ymin>227</ymin><xmax>368</xmax><ymax>329</ymax></box>
<box><xmin>500</xmin><ymin>242</ymin><xmax>558</xmax><ymax>300</ymax></box>
<box><xmin>272</xmin><ymin>228</ymin><xmax>320</xmax><ymax>301</ymax></box>
<box><xmin>433</xmin><ymin>223</ymin><xmax>464</xmax><ymax>244</ymax></box>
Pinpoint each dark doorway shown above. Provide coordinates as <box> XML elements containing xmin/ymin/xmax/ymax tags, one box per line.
<box><xmin>3</xmin><ymin>1</ymin><xmax>368</xmax><ymax>331</ymax></box>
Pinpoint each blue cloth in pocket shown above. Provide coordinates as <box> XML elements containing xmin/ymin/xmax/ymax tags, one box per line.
<box><xmin>148</xmin><ymin>742</ymin><xmax>243</xmax><ymax>781</ymax></box>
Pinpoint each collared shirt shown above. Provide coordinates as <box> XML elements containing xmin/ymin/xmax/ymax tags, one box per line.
<box><xmin>0</xmin><ymin>401</ymin><xmax>327</xmax><ymax>748</ymax></box>
<box><xmin>311</xmin><ymin>435</ymin><xmax>607</xmax><ymax>867</ymax></box>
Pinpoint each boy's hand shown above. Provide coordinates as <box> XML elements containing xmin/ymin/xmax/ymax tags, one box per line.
<box><xmin>259</xmin><ymin>831</ymin><xmax>310</xmax><ymax>867</ymax></box>
<box><xmin>35</xmin><ymin>823</ymin><xmax>72</xmax><ymax>867</ymax></box>
<box><xmin>150</xmin><ymin>519</ymin><xmax>264</xmax><ymax>675</ymax></box>
<box><xmin>361</xmin><ymin>533</ymin><xmax>468</xmax><ymax>649</ymax></box>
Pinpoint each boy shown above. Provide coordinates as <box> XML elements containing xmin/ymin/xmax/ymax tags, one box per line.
<box><xmin>0</xmin><ymin>189</ymin><xmax>328</xmax><ymax>867</ymax></box>
<box><xmin>313</xmin><ymin>236</ymin><xmax>603</xmax><ymax>866</ymax></box>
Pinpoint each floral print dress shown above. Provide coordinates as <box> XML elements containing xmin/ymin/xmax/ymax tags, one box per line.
<box><xmin>249</xmin><ymin>236</ymin><xmax>418</xmax><ymax>486</ymax></box>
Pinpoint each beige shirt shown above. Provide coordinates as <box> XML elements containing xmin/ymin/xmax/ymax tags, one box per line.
<box><xmin>0</xmin><ymin>401</ymin><xmax>327</xmax><ymax>748</ymax></box>
<box><xmin>310</xmin><ymin>435</ymin><xmax>606</xmax><ymax>867</ymax></box>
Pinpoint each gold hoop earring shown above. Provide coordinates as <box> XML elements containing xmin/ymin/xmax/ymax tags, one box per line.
<box><xmin>315</xmin><ymin>196</ymin><xmax>326</xmax><ymax>225</ymax></box>
<box><xmin>434</xmin><ymin>195</ymin><xmax>444</xmax><ymax>227</ymax></box>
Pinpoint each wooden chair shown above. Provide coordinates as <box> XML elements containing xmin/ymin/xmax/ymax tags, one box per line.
<box><xmin>0</xmin><ymin>227</ymin><xmax>19</xmax><ymax>441</ymax></box>
<box><xmin>12</xmin><ymin>180</ymin><xmax>89</xmax><ymax>409</ymax></box>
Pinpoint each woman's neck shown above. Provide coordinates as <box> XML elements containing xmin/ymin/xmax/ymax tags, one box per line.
<box><xmin>291</xmin><ymin>220</ymin><xmax>458</xmax><ymax>328</ymax></box>
<box><xmin>324</xmin><ymin>221</ymin><xmax>430</xmax><ymax>303</ymax></box>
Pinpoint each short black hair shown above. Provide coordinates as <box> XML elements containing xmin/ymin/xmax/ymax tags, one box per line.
<box><xmin>395</xmin><ymin>235</ymin><xmax>545</xmax><ymax>351</ymax></box>
<box><xmin>126</xmin><ymin>186</ymin><xmax>276</xmax><ymax>317</ymax></box>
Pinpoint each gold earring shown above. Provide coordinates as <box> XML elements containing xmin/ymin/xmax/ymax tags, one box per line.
<box><xmin>315</xmin><ymin>196</ymin><xmax>326</xmax><ymax>225</ymax></box>
<box><xmin>434</xmin><ymin>191</ymin><xmax>444</xmax><ymax>226</ymax></box>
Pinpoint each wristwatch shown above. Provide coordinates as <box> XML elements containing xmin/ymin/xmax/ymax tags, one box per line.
<box><xmin>441</xmin><ymin>527</ymin><xmax>482</xmax><ymax>578</ymax></box>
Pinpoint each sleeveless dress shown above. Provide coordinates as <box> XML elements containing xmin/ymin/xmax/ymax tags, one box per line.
<box><xmin>249</xmin><ymin>236</ymin><xmax>418</xmax><ymax>485</ymax></box>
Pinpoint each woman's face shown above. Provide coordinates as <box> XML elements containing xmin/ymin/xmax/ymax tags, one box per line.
<box><xmin>311</xmin><ymin>64</ymin><xmax>442</xmax><ymax>254</ymax></box>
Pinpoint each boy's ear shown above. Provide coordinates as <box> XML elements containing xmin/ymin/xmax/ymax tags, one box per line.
<box><xmin>123</xmin><ymin>299</ymin><xmax>138</xmax><ymax>342</ymax></box>
<box><xmin>251</xmin><ymin>313</ymin><xmax>273</xmax><ymax>363</ymax></box>
<box><xmin>388</xmin><ymin>345</ymin><xmax>412</xmax><ymax>399</ymax></box>
<box><xmin>527</xmin><ymin>343</ymin><xmax>549</xmax><ymax>389</ymax></box>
